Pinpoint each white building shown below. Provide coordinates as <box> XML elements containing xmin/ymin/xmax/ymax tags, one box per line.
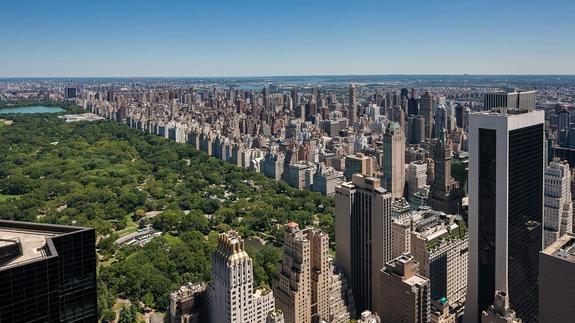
<box><xmin>208</xmin><ymin>231</ymin><xmax>276</xmax><ymax>323</ymax></box>
<box><xmin>543</xmin><ymin>159</ymin><xmax>573</xmax><ymax>248</ymax></box>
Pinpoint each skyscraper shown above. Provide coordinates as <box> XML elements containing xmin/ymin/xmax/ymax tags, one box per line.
<box><xmin>408</xmin><ymin>97</ymin><xmax>419</xmax><ymax>116</ymax></box>
<box><xmin>543</xmin><ymin>159</ymin><xmax>573</xmax><ymax>248</ymax></box>
<box><xmin>348</xmin><ymin>84</ymin><xmax>357</xmax><ymax>127</ymax></box>
<box><xmin>273</xmin><ymin>222</ymin><xmax>354</xmax><ymax>323</ymax></box>
<box><xmin>208</xmin><ymin>231</ymin><xmax>276</xmax><ymax>323</ymax></box>
<box><xmin>380</xmin><ymin>254</ymin><xmax>430</xmax><ymax>323</ymax></box>
<box><xmin>420</xmin><ymin>91</ymin><xmax>435</xmax><ymax>140</ymax></box>
<box><xmin>335</xmin><ymin>174</ymin><xmax>392</xmax><ymax>314</ymax></box>
<box><xmin>466</xmin><ymin>109</ymin><xmax>544</xmax><ymax>323</ymax></box>
<box><xmin>0</xmin><ymin>220</ymin><xmax>97</xmax><ymax>322</ymax></box>
<box><xmin>382</xmin><ymin>122</ymin><xmax>406</xmax><ymax>200</ymax></box>
<box><xmin>427</xmin><ymin>129</ymin><xmax>463</xmax><ymax>214</ymax></box>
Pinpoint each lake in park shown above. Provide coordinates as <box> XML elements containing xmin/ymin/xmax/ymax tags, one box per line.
<box><xmin>0</xmin><ymin>106</ymin><xmax>64</xmax><ymax>114</ymax></box>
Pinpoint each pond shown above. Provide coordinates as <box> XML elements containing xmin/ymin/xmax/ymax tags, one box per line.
<box><xmin>0</xmin><ymin>106</ymin><xmax>65</xmax><ymax>114</ymax></box>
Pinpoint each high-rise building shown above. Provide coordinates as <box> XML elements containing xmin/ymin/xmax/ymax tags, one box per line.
<box><xmin>427</xmin><ymin>129</ymin><xmax>463</xmax><ymax>214</ymax></box>
<box><xmin>406</xmin><ymin>161</ymin><xmax>428</xmax><ymax>202</ymax></box>
<box><xmin>208</xmin><ymin>231</ymin><xmax>275</xmax><ymax>323</ymax></box>
<box><xmin>481</xmin><ymin>291</ymin><xmax>522</xmax><ymax>323</ymax></box>
<box><xmin>408</xmin><ymin>97</ymin><xmax>419</xmax><ymax>116</ymax></box>
<box><xmin>557</xmin><ymin>108</ymin><xmax>570</xmax><ymax>146</ymax></box>
<box><xmin>273</xmin><ymin>222</ymin><xmax>312</xmax><ymax>323</ymax></box>
<box><xmin>420</xmin><ymin>91</ymin><xmax>435</xmax><ymax>140</ymax></box>
<box><xmin>410</xmin><ymin>212</ymin><xmax>468</xmax><ymax>304</ymax></box>
<box><xmin>348</xmin><ymin>84</ymin><xmax>357</xmax><ymax>127</ymax></box>
<box><xmin>539</xmin><ymin>233</ymin><xmax>575</xmax><ymax>323</ymax></box>
<box><xmin>401</xmin><ymin>88</ymin><xmax>409</xmax><ymax>100</ymax></box>
<box><xmin>382</xmin><ymin>122</ymin><xmax>406</xmax><ymax>200</ymax></box>
<box><xmin>407</xmin><ymin>114</ymin><xmax>426</xmax><ymax>145</ymax></box>
<box><xmin>543</xmin><ymin>159</ymin><xmax>573</xmax><ymax>248</ymax></box>
<box><xmin>273</xmin><ymin>222</ymin><xmax>354</xmax><ymax>323</ymax></box>
<box><xmin>64</xmin><ymin>87</ymin><xmax>78</xmax><ymax>99</ymax></box>
<box><xmin>335</xmin><ymin>174</ymin><xmax>392</xmax><ymax>314</ymax></box>
<box><xmin>344</xmin><ymin>153</ymin><xmax>374</xmax><ymax>181</ymax></box>
<box><xmin>0</xmin><ymin>220</ymin><xmax>97</xmax><ymax>322</ymax></box>
<box><xmin>483</xmin><ymin>90</ymin><xmax>536</xmax><ymax>112</ymax></box>
<box><xmin>380</xmin><ymin>255</ymin><xmax>430</xmax><ymax>323</ymax></box>
<box><xmin>466</xmin><ymin>109</ymin><xmax>544</xmax><ymax>323</ymax></box>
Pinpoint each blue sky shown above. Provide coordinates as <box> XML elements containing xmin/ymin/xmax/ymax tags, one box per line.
<box><xmin>1</xmin><ymin>0</ymin><xmax>574</xmax><ymax>77</ymax></box>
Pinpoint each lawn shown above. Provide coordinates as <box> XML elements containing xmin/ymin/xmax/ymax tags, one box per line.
<box><xmin>0</xmin><ymin>194</ymin><xmax>22</xmax><ymax>201</ymax></box>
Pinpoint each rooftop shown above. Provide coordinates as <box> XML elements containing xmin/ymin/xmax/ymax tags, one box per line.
<box><xmin>0</xmin><ymin>220</ymin><xmax>90</xmax><ymax>270</ymax></box>
<box><xmin>543</xmin><ymin>233</ymin><xmax>575</xmax><ymax>263</ymax></box>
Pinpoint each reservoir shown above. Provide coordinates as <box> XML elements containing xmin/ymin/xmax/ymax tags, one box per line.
<box><xmin>0</xmin><ymin>106</ymin><xmax>64</xmax><ymax>114</ymax></box>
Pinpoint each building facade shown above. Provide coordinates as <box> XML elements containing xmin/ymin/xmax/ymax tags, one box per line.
<box><xmin>539</xmin><ymin>233</ymin><xmax>575</xmax><ymax>323</ymax></box>
<box><xmin>382</xmin><ymin>122</ymin><xmax>406</xmax><ymax>200</ymax></box>
<box><xmin>335</xmin><ymin>174</ymin><xmax>392</xmax><ymax>314</ymax></box>
<box><xmin>208</xmin><ymin>231</ymin><xmax>275</xmax><ymax>323</ymax></box>
<box><xmin>380</xmin><ymin>255</ymin><xmax>430</xmax><ymax>323</ymax></box>
<box><xmin>466</xmin><ymin>110</ymin><xmax>544</xmax><ymax>323</ymax></box>
<box><xmin>543</xmin><ymin>159</ymin><xmax>573</xmax><ymax>248</ymax></box>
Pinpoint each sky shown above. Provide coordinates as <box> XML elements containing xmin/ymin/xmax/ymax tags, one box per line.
<box><xmin>1</xmin><ymin>0</ymin><xmax>574</xmax><ymax>77</ymax></box>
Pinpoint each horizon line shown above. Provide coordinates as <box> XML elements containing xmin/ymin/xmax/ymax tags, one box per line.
<box><xmin>1</xmin><ymin>73</ymin><xmax>575</xmax><ymax>79</ymax></box>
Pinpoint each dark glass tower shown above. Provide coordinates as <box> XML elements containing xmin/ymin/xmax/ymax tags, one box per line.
<box><xmin>0</xmin><ymin>220</ymin><xmax>97</xmax><ymax>322</ymax></box>
<box><xmin>466</xmin><ymin>110</ymin><xmax>544</xmax><ymax>323</ymax></box>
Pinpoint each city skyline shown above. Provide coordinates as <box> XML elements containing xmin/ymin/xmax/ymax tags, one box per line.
<box><xmin>2</xmin><ymin>0</ymin><xmax>575</xmax><ymax>77</ymax></box>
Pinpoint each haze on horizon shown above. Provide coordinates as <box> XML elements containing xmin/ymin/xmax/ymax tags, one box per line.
<box><xmin>1</xmin><ymin>0</ymin><xmax>574</xmax><ymax>77</ymax></box>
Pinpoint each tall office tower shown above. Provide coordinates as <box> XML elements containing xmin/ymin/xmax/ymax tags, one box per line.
<box><xmin>262</xmin><ymin>86</ymin><xmax>269</xmax><ymax>109</ymax></box>
<box><xmin>466</xmin><ymin>109</ymin><xmax>544</xmax><ymax>323</ymax></box>
<box><xmin>208</xmin><ymin>231</ymin><xmax>275</xmax><ymax>323</ymax></box>
<box><xmin>380</xmin><ymin>255</ymin><xmax>431</xmax><ymax>323</ymax></box>
<box><xmin>348</xmin><ymin>84</ymin><xmax>357</xmax><ymax>126</ymax></box>
<box><xmin>455</xmin><ymin>104</ymin><xmax>463</xmax><ymax>129</ymax></box>
<box><xmin>408</xmin><ymin>97</ymin><xmax>419</xmax><ymax>116</ymax></box>
<box><xmin>406</xmin><ymin>161</ymin><xmax>428</xmax><ymax>202</ymax></box>
<box><xmin>434</xmin><ymin>105</ymin><xmax>447</xmax><ymax>138</ymax></box>
<box><xmin>344</xmin><ymin>153</ymin><xmax>374</xmax><ymax>181</ymax></box>
<box><xmin>543</xmin><ymin>159</ymin><xmax>573</xmax><ymax>247</ymax></box>
<box><xmin>483</xmin><ymin>90</ymin><xmax>536</xmax><ymax>111</ymax></box>
<box><xmin>392</xmin><ymin>106</ymin><xmax>406</xmax><ymax>132</ymax></box>
<box><xmin>382</xmin><ymin>122</ymin><xmax>406</xmax><ymax>200</ymax></box>
<box><xmin>420</xmin><ymin>91</ymin><xmax>435</xmax><ymax>140</ymax></box>
<box><xmin>539</xmin><ymin>233</ymin><xmax>575</xmax><ymax>323</ymax></box>
<box><xmin>401</xmin><ymin>87</ymin><xmax>409</xmax><ymax>99</ymax></box>
<box><xmin>410</xmin><ymin>212</ymin><xmax>468</xmax><ymax>304</ymax></box>
<box><xmin>273</xmin><ymin>223</ymin><xmax>354</xmax><ymax>323</ymax></box>
<box><xmin>407</xmin><ymin>115</ymin><xmax>425</xmax><ymax>144</ymax></box>
<box><xmin>427</xmin><ymin>129</ymin><xmax>463</xmax><ymax>214</ymax></box>
<box><xmin>557</xmin><ymin>108</ymin><xmax>570</xmax><ymax>146</ymax></box>
<box><xmin>291</xmin><ymin>88</ymin><xmax>298</xmax><ymax>106</ymax></box>
<box><xmin>335</xmin><ymin>174</ymin><xmax>392</xmax><ymax>314</ymax></box>
<box><xmin>64</xmin><ymin>86</ymin><xmax>78</xmax><ymax>99</ymax></box>
<box><xmin>481</xmin><ymin>291</ymin><xmax>522</xmax><ymax>323</ymax></box>
<box><xmin>0</xmin><ymin>220</ymin><xmax>97</xmax><ymax>322</ymax></box>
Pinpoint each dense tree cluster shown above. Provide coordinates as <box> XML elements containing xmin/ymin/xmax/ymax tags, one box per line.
<box><xmin>0</xmin><ymin>109</ymin><xmax>335</xmax><ymax>321</ymax></box>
